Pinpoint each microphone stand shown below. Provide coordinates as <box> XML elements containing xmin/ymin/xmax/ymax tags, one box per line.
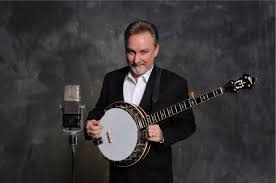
<box><xmin>69</xmin><ymin>131</ymin><xmax>77</xmax><ymax>183</ymax></box>
<box><xmin>61</xmin><ymin>105</ymin><xmax>85</xmax><ymax>183</ymax></box>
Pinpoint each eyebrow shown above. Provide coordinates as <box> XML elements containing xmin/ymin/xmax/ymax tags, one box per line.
<box><xmin>126</xmin><ymin>48</ymin><xmax>151</xmax><ymax>52</ymax></box>
<box><xmin>141</xmin><ymin>49</ymin><xmax>150</xmax><ymax>52</ymax></box>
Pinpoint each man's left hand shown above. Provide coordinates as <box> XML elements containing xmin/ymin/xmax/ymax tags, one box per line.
<box><xmin>147</xmin><ymin>124</ymin><xmax>164</xmax><ymax>143</ymax></box>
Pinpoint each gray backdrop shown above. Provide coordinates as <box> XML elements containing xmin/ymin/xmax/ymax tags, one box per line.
<box><xmin>0</xmin><ymin>1</ymin><xmax>274</xmax><ymax>183</ymax></box>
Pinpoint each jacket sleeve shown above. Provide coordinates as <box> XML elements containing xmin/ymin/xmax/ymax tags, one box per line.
<box><xmin>159</xmin><ymin>78</ymin><xmax>196</xmax><ymax>148</ymax></box>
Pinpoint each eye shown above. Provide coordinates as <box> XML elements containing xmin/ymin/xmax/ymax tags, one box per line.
<box><xmin>140</xmin><ymin>50</ymin><xmax>149</xmax><ymax>55</ymax></box>
<box><xmin>127</xmin><ymin>49</ymin><xmax>135</xmax><ymax>55</ymax></box>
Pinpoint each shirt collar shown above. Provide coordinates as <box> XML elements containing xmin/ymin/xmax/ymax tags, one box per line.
<box><xmin>127</xmin><ymin>65</ymin><xmax>154</xmax><ymax>83</ymax></box>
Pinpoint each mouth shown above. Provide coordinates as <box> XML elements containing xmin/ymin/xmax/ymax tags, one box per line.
<box><xmin>130</xmin><ymin>64</ymin><xmax>144</xmax><ymax>67</ymax></box>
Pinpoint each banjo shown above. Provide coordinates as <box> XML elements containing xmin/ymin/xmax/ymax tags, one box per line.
<box><xmin>93</xmin><ymin>74</ymin><xmax>255</xmax><ymax>167</ymax></box>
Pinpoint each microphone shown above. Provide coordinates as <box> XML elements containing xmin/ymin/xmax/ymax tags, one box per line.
<box><xmin>62</xmin><ymin>85</ymin><xmax>84</xmax><ymax>133</ymax></box>
<box><xmin>60</xmin><ymin>85</ymin><xmax>85</xmax><ymax>183</ymax></box>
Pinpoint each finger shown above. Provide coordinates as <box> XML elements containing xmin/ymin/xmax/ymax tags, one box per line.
<box><xmin>147</xmin><ymin>125</ymin><xmax>155</xmax><ymax>132</ymax></box>
<box><xmin>86</xmin><ymin>120</ymin><xmax>96</xmax><ymax>129</ymax></box>
<box><xmin>148</xmin><ymin>130</ymin><xmax>152</xmax><ymax>137</ymax></box>
<box><xmin>87</xmin><ymin>124</ymin><xmax>101</xmax><ymax>132</ymax></box>
<box><xmin>86</xmin><ymin>120</ymin><xmax>92</xmax><ymax>128</ymax></box>
<box><xmin>147</xmin><ymin>136</ymin><xmax>158</xmax><ymax>142</ymax></box>
<box><xmin>151</xmin><ymin>124</ymin><xmax>160</xmax><ymax>130</ymax></box>
<box><xmin>93</xmin><ymin>121</ymin><xmax>103</xmax><ymax>129</ymax></box>
<box><xmin>93</xmin><ymin>120</ymin><xmax>101</xmax><ymax>125</ymax></box>
<box><xmin>147</xmin><ymin>129</ymin><xmax>155</xmax><ymax>136</ymax></box>
<box><xmin>147</xmin><ymin>135</ymin><xmax>153</xmax><ymax>141</ymax></box>
<box><xmin>90</xmin><ymin>125</ymin><xmax>103</xmax><ymax>131</ymax></box>
<box><xmin>88</xmin><ymin>131</ymin><xmax>101</xmax><ymax>139</ymax></box>
<box><xmin>87</xmin><ymin>122</ymin><xmax>103</xmax><ymax>130</ymax></box>
<box><xmin>148</xmin><ymin>125</ymin><xmax>157</xmax><ymax>132</ymax></box>
<box><xmin>147</xmin><ymin>131</ymin><xmax>155</xmax><ymax>138</ymax></box>
<box><xmin>90</xmin><ymin>133</ymin><xmax>100</xmax><ymax>138</ymax></box>
<box><xmin>89</xmin><ymin>134</ymin><xmax>99</xmax><ymax>139</ymax></box>
<box><xmin>93</xmin><ymin>129</ymin><xmax>102</xmax><ymax>135</ymax></box>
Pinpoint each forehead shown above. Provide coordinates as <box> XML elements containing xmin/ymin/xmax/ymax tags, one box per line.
<box><xmin>127</xmin><ymin>32</ymin><xmax>155</xmax><ymax>48</ymax></box>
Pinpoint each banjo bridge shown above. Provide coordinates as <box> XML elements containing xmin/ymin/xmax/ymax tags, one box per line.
<box><xmin>107</xmin><ymin>130</ymin><xmax>112</xmax><ymax>143</ymax></box>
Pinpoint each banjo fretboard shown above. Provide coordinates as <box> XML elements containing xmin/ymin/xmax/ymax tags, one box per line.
<box><xmin>137</xmin><ymin>87</ymin><xmax>224</xmax><ymax>129</ymax></box>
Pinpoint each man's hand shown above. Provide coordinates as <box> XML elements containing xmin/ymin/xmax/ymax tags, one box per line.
<box><xmin>86</xmin><ymin>119</ymin><xmax>102</xmax><ymax>139</ymax></box>
<box><xmin>147</xmin><ymin>124</ymin><xmax>164</xmax><ymax>143</ymax></box>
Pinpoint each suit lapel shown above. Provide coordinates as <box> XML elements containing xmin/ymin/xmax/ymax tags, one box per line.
<box><xmin>139</xmin><ymin>65</ymin><xmax>158</xmax><ymax>113</ymax></box>
<box><xmin>117</xmin><ymin>67</ymin><xmax>129</xmax><ymax>101</ymax></box>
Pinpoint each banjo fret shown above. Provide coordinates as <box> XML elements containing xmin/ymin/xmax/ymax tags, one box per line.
<box><xmin>185</xmin><ymin>100</ymin><xmax>191</xmax><ymax>108</ymax></box>
<box><xmin>142</xmin><ymin>118</ymin><xmax>146</xmax><ymax>128</ymax></box>
<box><xmin>146</xmin><ymin>116</ymin><xmax>152</xmax><ymax>125</ymax></box>
<box><xmin>183</xmin><ymin>101</ymin><xmax>187</xmax><ymax>108</ymax></box>
<box><xmin>189</xmin><ymin>98</ymin><xmax>197</xmax><ymax>106</ymax></box>
<box><xmin>170</xmin><ymin>106</ymin><xmax>175</xmax><ymax>115</ymax></box>
<box><xmin>199</xmin><ymin>93</ymin><xmax>208</xmax><ymax>102</ymax></box>
<box><xmin>137</xmin><ymin>119</ymin><xmax>142</xmax><ymax>129</ymax></box>
<box><xmin>167</xmin><ymin>107</ymin><xmax>172</xmax><ymax>117</ymax></box>
<box><xmin>173</xmin><ymin>104</ymin><xmax>179</xmax><ymax>114</ymax></box>
<box><xmin>155</xmin><ymin>112</ymin><xmax>160</xmax><ymax>122</ymax></box>
<box><xmin>178</xmin><ymin>102</ymin><xmax>185</xmax><ymax>111</ymax></box>
<box><xmin>151</xmin><ymin>113</ymin><xmax>157</xmax><ymax>123</ymax></box>
<box><xmin>160</xmin><ymin>110</ymin><xmax>166</xmax><ymax>120</ymax></box>
<box><xmin>150</xmin><ymin>115</ymin><xmax>155</xmax><ymax>124</ymax></box>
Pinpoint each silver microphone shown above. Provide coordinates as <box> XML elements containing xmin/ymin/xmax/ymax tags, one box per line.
<box><xmin>62</xmin><ymin>85</ymin><xmax>84</xmax><ymax>132</ymax></box>
<box><xmin>61</xmin><ymin>85</ymin><xmax>85</xmax><ymax>182</ymax></box>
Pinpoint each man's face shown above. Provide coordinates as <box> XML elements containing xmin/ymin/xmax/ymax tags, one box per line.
<box><xmin>126</xmin><ymin>32</ymin><xmax>159</xmax><ymax>78</ymax></box>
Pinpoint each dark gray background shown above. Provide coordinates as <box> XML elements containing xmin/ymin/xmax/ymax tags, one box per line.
<box><xmin>0</xmin><ymin>1</ymin><xmax>274</xmax><ymax>183</ymax></box>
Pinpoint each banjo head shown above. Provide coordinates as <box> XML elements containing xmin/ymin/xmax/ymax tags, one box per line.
<box><xmin>98</xmin><ymin>107</ymin><xmax>138</xmax><ymax>161</ymax></box>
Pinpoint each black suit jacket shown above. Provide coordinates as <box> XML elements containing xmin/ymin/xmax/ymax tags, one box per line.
<box><xmin>85</xmin><ymin>65</ymin><xmax>196</xmax><ymax>183</ymax></box>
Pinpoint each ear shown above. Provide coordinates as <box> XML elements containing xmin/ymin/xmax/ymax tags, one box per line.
<box><xmin>154</xmin><ymin>44</ymin><xmax>159</xmax><ymax>57</ymax></box>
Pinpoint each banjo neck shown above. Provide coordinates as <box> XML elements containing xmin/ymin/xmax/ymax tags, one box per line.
<box><xmin>137</xmin><ymin>87</ymin><xmax>224</xmax><ymax>129</ymax></box>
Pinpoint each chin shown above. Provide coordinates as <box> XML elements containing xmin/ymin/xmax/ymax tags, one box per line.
<box><xmin>130</xmin><ymin>67</ymin><xmax>147</xmax><ymax>77</ymax></box>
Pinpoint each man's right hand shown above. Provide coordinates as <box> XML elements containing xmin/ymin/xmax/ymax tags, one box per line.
<box><xmin>86</xmin><ymin>119</ymin><xmax>102</xmax><ymax>139</ymax></box>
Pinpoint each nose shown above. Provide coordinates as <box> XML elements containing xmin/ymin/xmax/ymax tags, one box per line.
<box><xmin>133</xmin><ymin>53</ymin><xmax>140</xmax><ymax>64</ymax></box>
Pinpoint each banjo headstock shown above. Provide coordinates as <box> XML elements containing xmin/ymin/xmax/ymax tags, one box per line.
<box><xmin>223</xmin><ymin>74</ymin><xmax>255</xmax><ymax>93</ymax></box>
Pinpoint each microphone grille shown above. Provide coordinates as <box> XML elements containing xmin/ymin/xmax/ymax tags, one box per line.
<box><xmin>64</xmin><ymin>85</ymin><xmax>80</xmax><ymax>102</ymax></box>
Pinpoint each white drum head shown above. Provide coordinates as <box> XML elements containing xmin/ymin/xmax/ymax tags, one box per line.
<box><xmin>98</xmin><ymin>108</ymin><xmax>138</xmax><ymax>161</ymax></box>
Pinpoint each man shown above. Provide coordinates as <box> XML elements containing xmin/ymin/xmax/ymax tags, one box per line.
<box><xmin>85</xmin><ymin>20</ymin><xmax>196</xmax><ymax>183</ymax></box>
